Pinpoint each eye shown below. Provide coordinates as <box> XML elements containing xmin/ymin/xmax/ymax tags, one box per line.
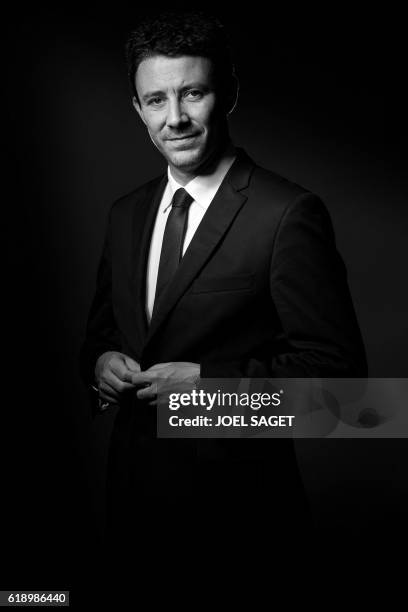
<box><xmin>147</xmin><ymin>97</ymin><xmax>165</xmax><ymax>107</ymax></box>
<box><xmin>184</xmin><ymin>90</ymin><xmax>203</xmax><ymax>100</ymax></box>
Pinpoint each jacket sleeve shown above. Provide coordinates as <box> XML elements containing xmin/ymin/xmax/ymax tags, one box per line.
<box><xmin>200</xmin><ymin>193</ymin><xmax>368</xmax><ymax>378</ymax></box>
<box><xmin>79</xmin><ymin>207</ymin><xmax>122</xmax><ymax>388</ymax></box>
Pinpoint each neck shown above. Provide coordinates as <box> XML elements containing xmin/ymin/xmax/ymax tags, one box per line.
<box><xmin>169</xmin><ymin>137</ymin><xmax>232</xmax><ymax>186</ymax></box>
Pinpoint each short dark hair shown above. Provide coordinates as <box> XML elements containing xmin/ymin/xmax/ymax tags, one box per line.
<box><xmin>126</xmin><ymin>10</ymin><xmax>235</xmax><ymax>101</ymax></box>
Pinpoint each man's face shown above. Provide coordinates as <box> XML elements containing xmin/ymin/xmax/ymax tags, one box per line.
<box><xmin>134</xmin><ymin>55</ymin><xmax>227</xmax><ymax>175</ymax></box>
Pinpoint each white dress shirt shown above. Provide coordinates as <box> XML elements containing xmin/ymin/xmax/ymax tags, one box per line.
<box><xmin>146</xmin><ymin>146</ymin><xmax>237</xmax><ymax>322</ymax></box>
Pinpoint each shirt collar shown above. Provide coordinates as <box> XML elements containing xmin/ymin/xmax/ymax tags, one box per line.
<box><xmin>166</xmin><ymin>143</ymin><xmax>237</xmax><ymax>211</ymax></box>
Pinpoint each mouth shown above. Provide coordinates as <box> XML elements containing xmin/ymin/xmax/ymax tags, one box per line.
<box><xmin>166</xmin><ymin>134</ymin><xmax>199</xmax><ymax>142</ymax></box>
<box><xmin>164</xmin><ymin>134</ymin><xmax>201</xmax><ymax>151</ymax></box>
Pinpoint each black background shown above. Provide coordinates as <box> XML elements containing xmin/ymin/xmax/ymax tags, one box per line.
<box><xmin>3</xmin><ymin>2</ymin><xmax>407</xmax><ymax>596</ymax></box>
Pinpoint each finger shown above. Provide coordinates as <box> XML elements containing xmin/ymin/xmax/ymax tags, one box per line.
<box><xmin>136</xmin><ymin>395</ymin><xmax>157</xmax><ymax>406</ymax></box>
<box><xmin>99</xmin><ymin>386</ymin><xmax>119</xmax><ymax>404</ymax></box>
<box><xmin>99</xmin><ymin>379</ymin><xmax>119</xmax><ymax>396</ymax></box>
<box><xmin>99</xmin><ymin>393</ymin><xmax>118</xmax><ymax>406</ymax></box>
<box><xmin>111</xmin><ymin>358</ymin><xmax>133</xmax><ymax>381</ymax></box>
<box><xmin>124</xmin><ymin>356</ymin><xmax>141</xmax><ymax>372</ymax></box>
<box><xmin>122</xmin><ymin>370</ymin><xmax>142</xmax><ymax>384</ymax></box>
<box><xmin>103</xmin><ymin>371</ymin><xmax>136</xmax><ymax>393</ymax></box>
<box><xmin>130</xmin><ymin>372</ymin><xmax>156</xmax><ymax>387</ymax></box>
<box><xmin>136</xmin><ymin>384</ymin><xmax>157</xmax><ymax>400</ymax></box>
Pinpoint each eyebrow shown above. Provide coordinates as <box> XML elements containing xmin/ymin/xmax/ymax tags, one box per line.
<box><xmin>141</xmin><ymin>83</ymin><xmax>210</xmax><ymax>103</ymax></box>
<box><xmin>142</xmin><ymin>90</ymin><xmax>164</xmax><ymax>102</ymax></box>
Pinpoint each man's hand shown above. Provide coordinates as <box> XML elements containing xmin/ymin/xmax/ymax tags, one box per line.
<box><xmin>130</xmin><ymin>362</ymin><xmax>200</xmax><ymax>405</ymax></box>
<box><xmin>95</xmin><ymin>351</ymin><xmax>141</xmax><ymax>405</ymax></box>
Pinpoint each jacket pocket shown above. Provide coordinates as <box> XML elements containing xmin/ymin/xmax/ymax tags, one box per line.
<box><xmin>190</xmin><ymin>274</ymin><xmax>255</xmax><ymax>294</ymax></box>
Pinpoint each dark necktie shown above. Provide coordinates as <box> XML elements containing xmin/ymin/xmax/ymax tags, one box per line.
<box><xmin>153</xmin><ymin>187</ymin><xmax>194</xmax><ymax>313</ymax></box>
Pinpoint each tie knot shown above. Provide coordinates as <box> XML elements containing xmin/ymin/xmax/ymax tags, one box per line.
<box><xmin>171</xmin><ymin>188</ymin><xmax>193</xmax><ymax>209</ymax></box>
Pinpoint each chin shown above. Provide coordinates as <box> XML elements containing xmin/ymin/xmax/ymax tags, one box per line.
<box><xmin>167</xmin><ymin>148</ymin><xmax>206</xmax><ymax>171</ymax></box>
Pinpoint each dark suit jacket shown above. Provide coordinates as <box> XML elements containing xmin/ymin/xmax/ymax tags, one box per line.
<box><xmin>81</xmin><ymin>147</ymin><xmax>366</xmax><ymax>385</ymax></box>
<box><xmin>80</xmin><ymin>148</ymin><xmax>367</xmax><ymax>539</ymax></box>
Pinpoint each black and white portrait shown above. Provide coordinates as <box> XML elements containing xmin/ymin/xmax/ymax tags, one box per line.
<box><xmin>3</xmin><ymin>4</ymin><xmax>407</xmax><ymax>604</ymax></box>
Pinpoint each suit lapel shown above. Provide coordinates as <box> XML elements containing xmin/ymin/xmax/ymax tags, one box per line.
<box><xmin>131</xmin><ymin>174</ymin><xmax>167</xmax><ymax>345</ymax></box>
<box><xmin>143</xmin><ymin>149</ymin><xmax>255</xmax><ymax>350</ymax></box>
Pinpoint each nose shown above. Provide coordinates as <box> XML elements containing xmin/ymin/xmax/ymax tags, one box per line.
<box><xmin>166</xmin><ymin>97</ymin><xmax>189</xmax><ymax>129</ymax></box>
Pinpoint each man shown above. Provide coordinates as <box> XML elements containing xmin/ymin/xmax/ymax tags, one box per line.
<box><xmin>80</xmin><ymin>11</ymin><xmax>366</xmax><ymax>560</ymax></box>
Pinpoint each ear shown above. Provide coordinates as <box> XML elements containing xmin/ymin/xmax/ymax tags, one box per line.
<box><xmin>132</xmin><ymin>96</ymin><xmax>146</xmax><ymax>125</ymax></box>
<box><xmin>226</xmin><ymin>74</ymin><xmax>239</xmax><ymax>115</ymax></box>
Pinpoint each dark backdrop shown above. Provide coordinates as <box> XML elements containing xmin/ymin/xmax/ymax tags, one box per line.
<box><xmin>3</xmin><ymin>3</ymin><xmax>407</xmax><ymax>595</ymax></box>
